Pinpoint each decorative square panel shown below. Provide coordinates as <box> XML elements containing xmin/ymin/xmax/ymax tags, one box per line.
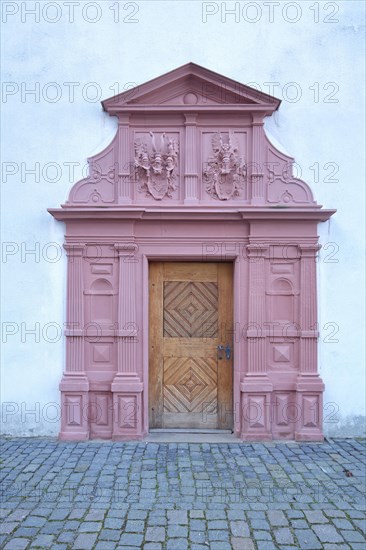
<box><xmin>93</xmin><ymin>345</ymin><xmax>111</xmax><ymax>363</ymax></box>
<box><xmin>118</xmin><ymin>396</ymin><xmax>137</xmax><ymax>429</ymax></box>
<box><xmin>65</xmin><ymin>396</ymin><xmax>82</xmax><ymax>426</ymax></box>
<box><xmin>303</xmin><ymin>396</ymin><xmax>318</xmax><ymax>428</ymax></box>
<box><xmin>273</xmin><ymin>345</ymin><xmax>290</xmax><ymax>362</ymax></box>
<box><xmin>274</xmin><ymin>393</ymin><xmax>297</xmax><ymax>427</ymax></box>
<box><xmin>246</xmin><ymin>396</ymin><xmax>265</xmax><ymax>429</ymax></box>
<box><xmin>88</xmin><ymin>394</ymin><xmax>110</xmax><ymax>426</ymax></box>
<box><xmin>275</xmin><ymin>394</ymin><xmax>290</xmax><ymax>427</ymax></box>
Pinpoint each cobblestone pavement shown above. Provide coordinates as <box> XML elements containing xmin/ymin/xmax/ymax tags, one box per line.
<box><xmin>0</xmin><ymin>438</ymin><xmax>365</xmax><ymax>549</ymax></box>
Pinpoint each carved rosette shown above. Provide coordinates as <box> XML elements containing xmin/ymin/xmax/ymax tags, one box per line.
<box><xmin>204</xmin><ymin>132</ymin><xmax>246</xmax><ymax>200</ymax></box>
<box><xmin>134</xmin><ymin>132</ymin><xmax>179</xmax><ymax>200</ymax></box>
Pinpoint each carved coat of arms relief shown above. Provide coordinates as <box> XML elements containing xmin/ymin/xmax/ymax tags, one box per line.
<box><xmin>204</xmin><ymin>132</ymin><xmax>246</xmax><ymax>200</ymax></box>
<box><xmin>134</xmin><ymin>132</ymin><xmax>179</xmax><ymax>200</ymax></box>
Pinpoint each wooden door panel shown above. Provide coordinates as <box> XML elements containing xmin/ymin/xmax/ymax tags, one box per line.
<box><xmin>163</xmin><ymin>281</ymin><xmax>218</xmax><ymax>338</ymax></box>
<box><xmin>164</xmin><ymin>339</ymin><xmax>217</xmax><ymax>357</ymax></box>
<box><xmin>163</xmin><ymin>262</ymin><xmax>217</xmax><ymax>281</ymax></box>
<box><xmin>149</xmin><ymin>262</ymin><xmax>233</xmax><ymax>430</ymax></box>
<box><xmin>163</xmin><ymin>357</ymin><xmax>217</xmax><ymax>412</ymax></box>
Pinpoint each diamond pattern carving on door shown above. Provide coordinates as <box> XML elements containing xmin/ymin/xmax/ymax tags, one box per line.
<box><xmin>163</xmin><ymin>357</ymin><xmax>217</xmax><ymax>413</ymax></box>
<box><xmin>164</xmin><ymin>281</ymin><xmax>218</xmax><ymax>337</ymax></box>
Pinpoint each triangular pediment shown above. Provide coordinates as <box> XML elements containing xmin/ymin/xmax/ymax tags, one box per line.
<box><xmin>102</xmin><ymin>62</ymin><xmax>281</xmax><ymax>112</ymax></box>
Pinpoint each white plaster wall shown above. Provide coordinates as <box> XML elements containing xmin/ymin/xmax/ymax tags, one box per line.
<box><xmin>1</xmin><ymin>0</ymin><xmax>364</xmax><ymax>437</ymax></box>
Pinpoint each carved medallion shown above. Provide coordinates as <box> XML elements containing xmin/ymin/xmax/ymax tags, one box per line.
<box><xmin>134</xmin><ymin>132</ymin><xmax>179</xmax><ymax>200</ymax></box>
<box><xmin>204</xmin><ymin>132</ymin><xmax>246</xmax><ymax>200</ymax></box>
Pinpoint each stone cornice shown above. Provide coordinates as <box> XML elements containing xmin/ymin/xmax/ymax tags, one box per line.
<box><xmin>105</xmin><ymin>104</ymin><xmax>278</xmax><ymax>116</ymax></box>
<box><xmin>48</xmin><ymin>207</ymin><xmax>336</xmax><ymax>222</ymax></box>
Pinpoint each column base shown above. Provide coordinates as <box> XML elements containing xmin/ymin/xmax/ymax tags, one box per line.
<box><xmin>111</xmin><ymin>375</ymin><xmax>143</xmax><ymax>393</ymax></box>
<box><xmin>184</xmin><ymin>198</ymin><xmax>199</xmax><ymax>205</ymax></box>
<box><xmin>250</xmin><ymin>198</ymin><xmax>265</xmax><ymax>206</ymax></box>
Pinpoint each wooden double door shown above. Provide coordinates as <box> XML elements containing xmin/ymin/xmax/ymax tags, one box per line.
<box><xmin>149</xmin><ymin>262</ymin><xmax>233</xmax><ymax>430</ymax></box>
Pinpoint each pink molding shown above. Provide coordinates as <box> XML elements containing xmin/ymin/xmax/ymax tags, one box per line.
<box><xmin>48</xmin><ymin>63</ymin><xmax>335</xmax><ymax>441</ymax></box>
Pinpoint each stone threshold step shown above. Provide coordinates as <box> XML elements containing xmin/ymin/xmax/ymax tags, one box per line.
<box><xmin>149</xmin><ymin>429</ymin><xmax>232</xmax><ymax>434</ymax></box>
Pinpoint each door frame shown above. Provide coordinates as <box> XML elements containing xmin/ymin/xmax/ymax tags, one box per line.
<box><xmin>142</xmin><ymin>253</ymin><xmax>243</xmax><ymax>436</ymax></box>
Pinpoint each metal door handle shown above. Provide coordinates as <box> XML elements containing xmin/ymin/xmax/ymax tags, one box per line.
<box><xmin>225</xmin><ymin>344</ymin><xmax>231</xmax><ymax>360</ymax></box>
<box><xmin>217</xmin><ymin>344</ymin><xmax>231</xmax><ymax>360</ymax></box>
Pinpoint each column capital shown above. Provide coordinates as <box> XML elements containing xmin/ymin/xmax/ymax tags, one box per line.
<box><xmin>63</xmin><ymin>243</ymin><xmax>85</xmax><ymax>257</ymax></box>
<box><xmin>184</xmin><ymin>113</ymin><xmax>198</xmax><ymax>125</ymax></box>
<box><xmin>299</xmin><ymin>244</ymin><xmax>321</xmax><ymax>258</ymax></box>
<box><xmin>246</xmin><ymin>243</ymin><xmax>269</xmax><ymax>258</ymax></box>
<box><xmin>251</xmin><ymin>113</ymin><xmax>264</xmax><ymax>125</ymax></box>
<box><xmin>114</xmin><ymin>242</ymin><xmax>138</xmax><ymax>256</ymax></box>
<box><xmin>118</xmin><ymin>113</ymin><xmax>130</xmax><ymax>125</ymax></box>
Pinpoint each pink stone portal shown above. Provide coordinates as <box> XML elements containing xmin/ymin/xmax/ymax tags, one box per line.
<box><xmin>48</xmin><ymin>63</ymin><xmax>335</xmax><ymax>441</ymax></box>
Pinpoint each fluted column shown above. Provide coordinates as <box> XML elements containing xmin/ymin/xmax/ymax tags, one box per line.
<box><xmin>63</xmin><ymin>243</ymin><xmax>86</xmax><ymax>378</ymax></box>
<box><xmin>118</xmin><ymin>114</ymin><xmax>132</xmax><ymax>203</ymax></box>
<box><xmin>247</xmin><ymin>244</ymin><xmax>268</xmax><ymax>374</ymax></box>
<box><xmin>113</xmin><ymin>243</ymin><xmax>139</xmax><ymax>381</ymax></box>
<box><xmin>299</xmin><ymin>244</ymin><xmax>321</xmax><ymax>374</ymax></box>
<box><xmin>184</xmin><ymin>113</ymin><xmax>199</xmax><ymax>203</ymax></box>
<box><xmin>251</xmin><ymin>116</ymin><xmax>265</xmax><ymax>205</ymax></box>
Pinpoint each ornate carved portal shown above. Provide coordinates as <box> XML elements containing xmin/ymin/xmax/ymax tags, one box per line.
<box><xmin>49</xmin><ymin>63</ymin><xmax>335</xmax><ymax>441</ymax></box>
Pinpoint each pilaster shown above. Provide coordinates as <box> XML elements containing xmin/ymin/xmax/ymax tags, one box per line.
<box><xmin>295</xmin><ymin>244</ymin><xmax>324</xmax><ymax>441</ymax></box>
<box><xmin>118</xmin><ymin>114</ymin><xmax>132</xmax><ymax>203</ymax></box>
<box><xmin>250</xmin><ymin>116</ymin><xmax>265</xmax><ymax>205</ymax></box>
<box><xmin>59</xmin><ymin>243</ymin><xmax>89</xmax><ymax>441</ymax></box>
<box><xmin>184</xmin><ymin>113</ymin><xmax>199</xmax><ymax>203</ymax></box>
<box><xmin>241</xmin><ymin>243</ymin><xmax>272</xmax><ymax>440</ymax></box>
<box><xmin>111</xmin><ymin>242</ymin><xmax>143</xmax><ymax>439</ymax></box>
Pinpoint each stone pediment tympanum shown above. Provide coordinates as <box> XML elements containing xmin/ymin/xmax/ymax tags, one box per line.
<box><xmin>102</xmin><ymin>63</ymin><xmax>275</xmax><ymax>108</ymax></box>
<box><xmin>63</xmin><ymin>62</ymin><xmax>316</xmax><ymax>208</ymax></box>
<box><xmin>49</xmin><ymin>63</ymin><xmax>335</xmax><ymax>443</ymax></box>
